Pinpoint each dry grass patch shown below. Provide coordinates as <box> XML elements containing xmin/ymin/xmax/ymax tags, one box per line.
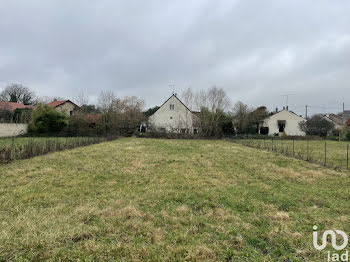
<box><xmin>176</xmin><ymin>205</ymin><xmax>190</xmax><ymax>213</ymax></box>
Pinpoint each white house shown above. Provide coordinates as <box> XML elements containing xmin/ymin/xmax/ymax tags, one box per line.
<box><xmin>258</xmin><ymin>109</ymin><xmax>306</xmax><ymax>136</ymax></box>
<box><xmin>147</xmin><ymin>94</ymin><xmax>199</xmax><ymax>134</ymax></box>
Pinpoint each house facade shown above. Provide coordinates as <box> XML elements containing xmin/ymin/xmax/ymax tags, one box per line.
<box><xmin>48</xmin><ymin>100</ymin><xmax>79</xmax><ymax>116</ymax></box>
<box><xmin>148</xmin><ymin>94</ymin><xmax>199</xmax><ymax>134</ymax></box>
<box><xmin>258</xmin><ymin>109</ymin><xmax>306</xmax><ymax>136</ymax></box>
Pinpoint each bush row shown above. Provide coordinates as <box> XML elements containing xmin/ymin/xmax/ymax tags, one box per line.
<box><xmin>0</xmin><ymin>136</ymin><xmax>118</xmax><ymax>164</ymax></box>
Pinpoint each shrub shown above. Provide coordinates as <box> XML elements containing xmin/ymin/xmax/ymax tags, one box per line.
<box><xmin>13</xmin><ymin>108</ymin><xmax>32</xmax><ymax>123</ymax></box>
<box><xmin>299</xmin><ymin>115</ymin><xmax>335</xmax><ymax>137</ymax></box>
<box><xmin>65</xmin><ymin>116</ymin><xmax>92</xmax><ymax>136</ymax></box>
<box><xmin>0</xmin><ymin>109</ymin><xmax>13</xmax><ymax>123</ymax></box>
<box><xmin>29</xmin><ymin>104</ymin><xmax>69</xmax><ymax>134</ymax></box>
<box><xmin>346</xmin><ymin>132</ymin><xmax>350</xmax><ymax>141</ymax></box>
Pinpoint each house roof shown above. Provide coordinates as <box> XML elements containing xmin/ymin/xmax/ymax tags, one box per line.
<box><xmin>324</xmin><ymin>113</ymin><xmax>344</xmax><ymax>126</ymax></box>
<box><xmin>0</xmin><ymin>101</ymin><xmax>34</xmax><ymax>111</ymax></box>
<box><xmin>263</xmin><ymin>109</ymin><xmax>306</xmax><ymax>121</ymax></box>
<box><xmin>151</xmin><ymin>94</ymin><xmax>198</xmax><ymax>116</ymax></box>
<box><xmin>48</xmin><ymin>100</ymin><xmax>79</xmax><ymax>108</ymax></box>
<box><xmin>84</xmin><ymin>114</ymin><xmax>103</xmax><ymax>123</ymax></box>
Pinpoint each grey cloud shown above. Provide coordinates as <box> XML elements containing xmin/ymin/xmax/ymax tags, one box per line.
<box><xmin>0</xmin><ymin>0</ymin><xmax>349</xmax><ymax>116</ymax></box>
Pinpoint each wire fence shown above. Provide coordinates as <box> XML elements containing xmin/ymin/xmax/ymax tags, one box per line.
<box><xmin>0</xmin><ymin>136</ymin><xmax>118</xmax><ymax>164</ymax></box>
<box><xmin>231</xmin><ymin>138</ymin><xmax>350</xmax><ymax>171</ymax></box>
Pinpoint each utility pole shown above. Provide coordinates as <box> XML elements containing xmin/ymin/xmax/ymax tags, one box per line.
<box><xmin>343</xmin><ymin>102</ymin><xmax>345</xmax><ymax>113</ymax></box>
<box><xmin>305</xmin><ymin>105</ymin><xmax>308</xmax><ymax>119</ymax></box>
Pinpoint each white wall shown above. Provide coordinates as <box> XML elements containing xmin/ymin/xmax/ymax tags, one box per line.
<box><xmin>0</xmin><ymin>123</ymin><xmax>28</xmax><ymax>137</ymax></box>
<box><xmin>262</xmin><ymin>110</ymin><xmax>306</xmax><ymax>136</ymax></box>
<box><xmin>148</xmin><ymin>95</ymin><xmax>197</xmax><ymax>133</ymax></box>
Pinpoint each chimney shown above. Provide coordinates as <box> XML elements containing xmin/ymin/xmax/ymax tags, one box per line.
<box><xmin>283</xmin><ymin>106</ymin><xmax>285</xmax><ymax>110</ymax></box>
<box><xmin>286</xmin><ymin>106</ymin><xmax>289</xmax><ymax>111</ymax></box>
<box><xmin>275</xmin><ymin>107</ymin><xmax>278</xmax><ymax>113</ymax></box>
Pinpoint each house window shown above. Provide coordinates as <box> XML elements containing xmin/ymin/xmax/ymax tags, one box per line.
<box><xmin>170</xmin><ymin>104</ymin><xmax>174</xmax><ymax>110</ymax></box>
<box><xmin>170</xmin><ymin>117</ymin><xmax>173</xmax><ymax>119</ymax></box>
<box><xmin>181</xmin><ymin>128</ymin><xmax>186</xmax><ymax>133</ymax></box>
<box><xmin>193</xmin><ymin>129</ymin><xmax>198</xmax><ymax>134</ymax></box>
<box><xmin>70</xmin><ymin>111</ymin><xmax>73</xmax><ymax>116</ymax></box>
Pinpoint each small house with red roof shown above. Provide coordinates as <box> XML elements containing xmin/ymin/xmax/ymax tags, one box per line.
<box><xmin>47</xmin><ymin>100</ymin><xmax>79</xmax><ymax>116</ymax></box>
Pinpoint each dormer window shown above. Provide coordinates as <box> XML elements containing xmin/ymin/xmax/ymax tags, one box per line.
<box><xmin>170</xmin><ymin>104</ymin><xmax>175</xmax><ymax>110</ymax></box>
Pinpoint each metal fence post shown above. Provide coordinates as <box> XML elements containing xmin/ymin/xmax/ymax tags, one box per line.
<box><xmin>281</xmin><ymin>139</ymin><xmax>283</xmax><ymax>153</ymax></box>
<box><xmin>347</xmin><ymin>144</ymin><xmax>349</xmax><ymax>170</ymax></box>
<box><xmin>324</xmin><ymin>142</ymin><xmax>327</xmax><ymax>166</ymax></box>
<box><xmin>307</xmin><ymin>140</ymin><xmax>309</xmax><ymax>161</ymax></box>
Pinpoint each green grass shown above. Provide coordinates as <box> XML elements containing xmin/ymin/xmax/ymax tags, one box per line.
<box><xmin>0</xmin><ymin>138</ymin><xmax>349</xmax><ymax>261</ymax></box>
<box><xmin>236</xmin><ymin>139</ymin><xmax>350</xmax><ymax>169</ymax></box>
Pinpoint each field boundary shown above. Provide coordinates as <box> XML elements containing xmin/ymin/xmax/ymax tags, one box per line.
<box><xmin>228</xmin><ymin>138</ymin><xmax>350</xmax><ymax>172</ymax></box>
<box><xmin>0</xmin><ymin>136</ymin><xmax>118</xmax><ymax>164</ymax></box>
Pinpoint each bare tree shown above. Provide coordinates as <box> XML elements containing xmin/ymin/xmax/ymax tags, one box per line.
<box><xmin>76</xmin><ymin>91</ymin><xmax>89</xmax><ymax>106</ymax></box>
<box><xmin>97</xmin><ymin>90</ymin><xmax>115</xmax><ymax>113</ymax></box>
<box><xmin>100</xmin><ymin>95</ymin><xmax>145</xmax><ymax>135</ymax></box>
<box><xmin>181</xmin><ymin>87</ymin><xmax>194</xmax><ymax>110</ymax></box>
<box><xmin>194</xmin><ymin>90</ymin><xmax>208</xmax><ymax>111</ymax></box>
<box><xmin>0</xmin><ymin>83</ymin><xmax>35</xmax><ymax>105</ymax></box>
<box><xmin>196</xmin><ymin>86</ymin><xmax>231</xmax><ymax>136</ymax></box>
<box><xmin>207</xmin><ymin>86</ymin><xmax>231</xmax><ymax>112</ymax></box>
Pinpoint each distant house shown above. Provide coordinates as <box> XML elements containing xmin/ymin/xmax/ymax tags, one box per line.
<box><xmin>338</xmin><ymin>110</ymin><xmax>350</xmax><ymax>121</ymax></box>
<box><xmin>0</xmin><ymin>101</ymin><xmax>34</xmax><ymax>111</ymax></box>
<box><xmin>258</xmin><ymin>108</ymin><xmax>306</xmax><ymax>136</ymax></box>
<box><xmin>147</xmin><ymin>94</ymin><xmax>199</xmax><ymax>134</ymax></box>
<box><xmin>323</xmin><ymin>113</ymin><xmax>344</xmax><ymax>130</ymax></box>
<box><xmin>48</xmin><ymin>100</ymin><xmax>79</xmax><ymax>116</ymax></box>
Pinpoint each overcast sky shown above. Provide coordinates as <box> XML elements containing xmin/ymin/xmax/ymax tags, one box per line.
<box><xmin>0</xmin><ymin>0</ymin><xmax>349</xmax><ymax>116</ymax></box>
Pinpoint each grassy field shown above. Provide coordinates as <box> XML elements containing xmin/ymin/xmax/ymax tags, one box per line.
<box><xmin>0</xmin><ymin>138</ymin><xmax>349</xmax><ymax>261</ymax></box>
<box><xmin>236</xmin><ymin>139</ymin><xmax>350</xmax><ymax>169</ymax></box>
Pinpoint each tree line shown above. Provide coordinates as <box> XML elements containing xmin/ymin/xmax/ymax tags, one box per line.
<box><xmin>1</xmin><ymin>83</ymin><xmax>349</xmax><ymax>139</ymax></box>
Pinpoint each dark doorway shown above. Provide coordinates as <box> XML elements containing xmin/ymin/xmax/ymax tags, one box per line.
<box><xmin>278</xmin><ymin>120</ymin><xmax>286</xmax><ymax>132</ymax></box>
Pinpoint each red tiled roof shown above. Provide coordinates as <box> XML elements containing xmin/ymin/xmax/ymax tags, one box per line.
<box><xmin>83</xmin><ymin>114</ymin><xmax>103</xmax><ymax>123</ymax></box>
<box><xmin>0</xmin><ymin>101</ymin><xmax>34</xmax><ymax>111</ymax></box>
<box><xmin>47</xmin><ymin>100</ymin><xmax>70</xmax><ymax>108</ymax></box>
